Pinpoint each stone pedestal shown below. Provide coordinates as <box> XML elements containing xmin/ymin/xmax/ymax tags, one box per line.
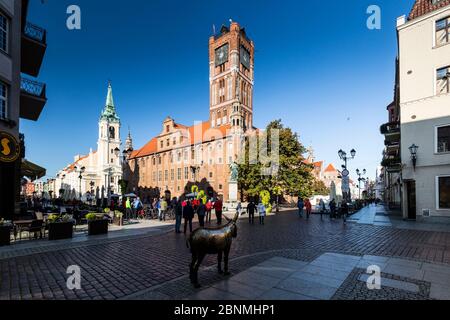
<box><xmin>229</xmin><ymin>181</ymin><xmax>238</xmax><ymax>203</ymax></box>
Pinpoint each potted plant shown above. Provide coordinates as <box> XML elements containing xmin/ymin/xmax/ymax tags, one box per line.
<box><xmin>86</xmin><ymin>213</ymin><xmax>109</xmax><ymax>236</ymax></box>
<box><xmin>0</xmin><ymin>219</ymin><xmax>13</xmax><ymax>246</ymax></box>
<box><xmin>48</xmin><ymin>214</ymin><xmax>74</xmax><ymax>241</ymax></box>
<box><xmin>113</xmin><ymin>211</ymin><xmax>124</xmax><ymax>226</ymax></box>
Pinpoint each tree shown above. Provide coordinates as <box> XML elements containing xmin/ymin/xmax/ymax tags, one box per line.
<box><xmin>238</xmin><ymin>120</ymin><xmax>315</xmax><ymax>201</ymax></box>
<box><xmin>312</xmin><ymin>179</ymin><xmax>330</xmax><ymax>196</ymax></box>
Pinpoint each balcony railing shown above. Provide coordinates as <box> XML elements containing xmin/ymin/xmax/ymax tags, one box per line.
<box><xmin>20</xmin><ymin>78</ymin><xmax>46</xmax><ymax>98</ymax></box>
<box><xmin>380</xmin><ymin>121</ymin><xmax>400</xmax><ymax>135</ymax></box>
<box><xmin>381</xmin><ymin>156</ymin><xmax>401</xmax><ymax>168</ymax></box>
<box><xmin>23</xmin><ymin>22</ymin><xmax>46</xmax><ymax>44</ymax></box>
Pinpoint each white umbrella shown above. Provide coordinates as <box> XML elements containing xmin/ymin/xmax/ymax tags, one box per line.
<box><xmin>329</xmin><ymin>181</ymin><xmax>337</xmax><ymax>201</ymax></box>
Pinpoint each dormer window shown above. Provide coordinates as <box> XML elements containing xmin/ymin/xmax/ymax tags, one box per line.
<box><xmin>166</xmin><ymin>125</ymin><xmax>170</xmax><ymax>133</ymax></box>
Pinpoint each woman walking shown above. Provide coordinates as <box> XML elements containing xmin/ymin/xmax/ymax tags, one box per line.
<box><xmin>257</xmin><ymin>202</ymin><xmax>266</xmax><ymax>225</ymax></box>
<box><xmin>305</xmin><ymin>198</ymin><xmax>312</xmax><ymax>219</ymax></box>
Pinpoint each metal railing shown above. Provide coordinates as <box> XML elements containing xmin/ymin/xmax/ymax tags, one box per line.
<box><xmin>24</xmin><ymin>22</ymin><xmax>46</xmax><ymax>43</ymax></box>
<box><xmin>20</xmin><ymin>78</ymin><xmax>46</xmax><ymax>97</ymax></box>
<box><xmin>380</xmin><ymin>121</ymin><xmax>400</xmax><ymax>135</ymax></box>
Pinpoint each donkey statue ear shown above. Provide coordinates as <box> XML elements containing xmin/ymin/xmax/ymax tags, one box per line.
<box><xmin>232</xmin><ymin>211</ymin><xmax>240</xmax><ymax>223</ymax></box>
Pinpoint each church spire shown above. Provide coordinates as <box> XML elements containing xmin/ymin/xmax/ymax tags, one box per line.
<box><xmin>100</xmin><ymin>81</ymin><xmax>120</xmax><ymax>123</ymax></box>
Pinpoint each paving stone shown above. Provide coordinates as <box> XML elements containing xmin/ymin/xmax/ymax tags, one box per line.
<box><xmin>258</xmin><ymin>288</ymin><xmax>317</xmax><ymax>300</ymax></box>
<box><xmin>290</xmin><ymin>270</ymin><xmax>345</xmax><ymax>289</ymax></box>
<box><xmin>423</xmin><ymin>270</ymin><xmax>450</xmax><ymax>286</ymax></box>
<box><xmin>309</xmin><ymin>260</ymin><xmax>357</xmax><ymax>272</ymax></box>
<box><xmin>189</xmin><ymin>287</ymin><xmax>246</xmax><ymax>300</ymax></box>
<box><xmin>429</xmin><ymin>283</ymin><xmax>450</xmax><ymax>300</ymax></box>
<box><xmin>358</xmin><ymin>274</ymin><xmax>420</xmax><ymax>293</ymax></box>
<box><xmin>302</xmin><ymin>265</ymin><xmax>351</xmax><ymax>281</ymax></box>
<box><xmin>384</xmin><ymin>264</ymin><xmax>424</xmax><ymax>281</ymax></box>
<box><xmin>212</xmin><ymin>279</ymin><xmax>267</xmax><ymax>299</ymax></box>
<box><xmin>387</xmin><ymin>258</ymin><xmax>423</xmax><ymax>269</ymax></box>
<box><xmin>276</xmin><ymin>277</ymin><xmax>337</xmax><ymax>300</ymax></box>
<box><xmin>230</xmin><ymin>270</ymin><xmax>283</xmax><ymax>290</ymax></box>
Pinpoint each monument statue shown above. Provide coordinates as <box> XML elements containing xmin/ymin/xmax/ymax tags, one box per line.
<box><xmin>187</xmin><ymin>211</ymin><xmax>240</xmax><ymax>288</ymax></box>
<box><xmin>229</xmin><ymin>162</ymin><xmax>239</xmax><ymax>182</ymax></box>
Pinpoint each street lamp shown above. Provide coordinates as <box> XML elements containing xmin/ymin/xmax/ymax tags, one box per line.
<box><xmin>409</xmin><ymin>144</ymin><xmax>419</xmax><ymax>170</ymax></box>
<box><xmin>338</xmin><ymin>148</ymin><xmax>356</xmax><ymax>202</ymax></box>
<box><xmin>356</xmin><ymin>168</ymin><xmax>366</xmax><ymax>200</ymax></box>
<box><xmin>75</xmin><ymin>166</ymin><xmax>86</xmax><ymax>202</ymax></box>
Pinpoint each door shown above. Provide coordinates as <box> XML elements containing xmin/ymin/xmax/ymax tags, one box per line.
<box><xmin>406</xmin><ymin>180</ymin><xmax>416</xmax><ymax>220</ymax></box>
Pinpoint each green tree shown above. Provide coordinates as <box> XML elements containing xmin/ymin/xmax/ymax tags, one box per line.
<box><xmin>238</xmin><ymin>120</ymin><xmax>314</xmax><ymax>201</ymax></box>
<box><xmin>312</xmin><ymin>179</ymin><xmax>330</xmax><ymax>196</ymax></box>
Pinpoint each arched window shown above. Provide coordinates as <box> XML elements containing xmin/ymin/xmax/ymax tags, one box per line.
<box><xmin>109</xmin><ymin>127</ymin><xmax>115</xmax><ymax>139</ymax></box>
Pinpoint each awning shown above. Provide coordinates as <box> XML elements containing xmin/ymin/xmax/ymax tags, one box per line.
<box><xmin>21</xmin><ymin>159</ymin><xmax>46</xmax><ymax>181</ymax></box>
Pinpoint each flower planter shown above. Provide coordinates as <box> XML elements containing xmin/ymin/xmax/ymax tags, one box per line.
<box><xmin>0</xmin><ymin>225</ymin><xmax>12</xmax><ymax>246</ymax></box>
<box><xmin>88</xmin><ymin>219</ymin><xmax>109</xmax><ymax>236</ymax></box>
<box><xmin>48</xmin><ymin>222</ymin><xmax>73</xmax><ymax>241</ymax></box>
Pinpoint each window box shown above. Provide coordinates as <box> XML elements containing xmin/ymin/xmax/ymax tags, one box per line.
<box><xmin>48</xmin><ymin>222</ymin><xmax>73</xmax><ymax>241</ymax></box>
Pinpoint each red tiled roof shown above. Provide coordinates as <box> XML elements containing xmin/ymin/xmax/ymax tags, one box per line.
<box><xmin>324</xmin><ymin>164</ymin><xmax>337</xmax><ymax>173</ymax></box>
<box><xmin>130</xmin><ymin>121</ymin><xmax>233</xmax><ymax>159</ymax></box>
<box><xmin>409</xmin><ymin>0</ymin><xmax>450</xmax><ymax>20</ymax></box>
<box><xmin>313</xmin><ymin>161</ymin><xmax>323</xmax><ymax>168</ymax></box>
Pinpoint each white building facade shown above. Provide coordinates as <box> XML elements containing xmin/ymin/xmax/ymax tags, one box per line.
<box><xmin>55</xmin><ymin>83</ymin><xmax>122</xmax><ymax>202</ymax></box>
<box><xmin>397</xmin><ymin>0</ymin><xmax>450</xmax><ymax>221</ymax></box>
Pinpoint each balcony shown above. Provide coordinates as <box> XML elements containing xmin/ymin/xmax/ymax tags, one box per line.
<box><xmin>20</xmin><ymin>78</ymin><xmax>47</xmax><ymax>121</ymax></box>
<box><xmin>381</xmin><ymin>156</ymin><xmax>402</xmax><ymax>173</ymax></box>
<box><xmin>21</xmin><ymin>22</ymin><xmax>47</xmax><ymax>77</ymax></box>
<box><xmin>380</xmin><ymin>121</ymin><xmax>400</xmax><ymax>135</ymax></box>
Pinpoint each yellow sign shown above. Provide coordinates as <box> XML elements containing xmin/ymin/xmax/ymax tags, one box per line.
<box><xmin>0</xmin><ymin>131</ymin><xmax>20</xmax><ymax>163</ymax></box>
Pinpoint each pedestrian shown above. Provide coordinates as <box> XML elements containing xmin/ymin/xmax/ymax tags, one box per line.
<box><xmin>160</xmin><ymin>197</ymin><xmax>168</xmax><ymax>221</ymax></box>
<box><xmin>257</xmin><ymin>202</ymin><xmax>266</xmax><ymax>225</ymax></box>
<box><xmin>236</xmin><ymin>202</ymin><xmax>242</xmax><ymax>217</ymax></box>
<box><xmin>183</xmin><ymin>200</ymin><xmax>194</xmax><ymax>234</ymax></box>
<box><xmin>319</xmin><ymin>199</ymin><xmax>326</xmax><ymax>220</ymax></box>
<box><xmin>246</xmin><ymin>199</ymin><xmax>256</xmax><ymax>224</ymax></box>
<box><xmin>197</xmin><ymin>201</ymin><xmax>206</xmax><ymax>227</ymax></box>
<box><xmin>156</xmin><ymin>198</ymin><xmax>161</xmax><ymax>220</ymax></box>
<box><xmin>329</xmin><ymin>199</ymin><xmax>337</xmax><ymax>220</ymax></box>
<box><xmin>125</xmin><ymin>197</ymin><xmax>132</xmax><ymax>220</ymax></box>
<box><xmin>297</xmin><ymin>197</ymin><xmax>304</xmax><ymax>218</ymax></box>
<box><xmin>305</xmin><ymin>198</ymin><xmax>312</xmax><ymax>219</ymax></box>
<box><xmin>175</xmin><ymin>198</ymin><xmax>183</xmax><ymax>233</ymax></box>
<box><xmin>214</xmin><ymin>197</ymin><xmax>223</xmax><ymax>225</ymax></box>
<box><xmin>205</xmin><ymin>200</ymin><xmax>213</xmax><ymax>223</ymax></box>
<box><xmin>133</xmin><ymin>197</ymin><xmax>143</xmax><ymax>220</ymax></box>
<box><xmin>341</xmin><ymin>201</ymin><xmax>349</xmax><ymax>224</ymax></box>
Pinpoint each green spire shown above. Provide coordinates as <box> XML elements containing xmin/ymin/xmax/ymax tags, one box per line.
<box><xmin>100</xmin><ymin>81</ymin><xmax>120</xmax><ymax>123</ymax></box>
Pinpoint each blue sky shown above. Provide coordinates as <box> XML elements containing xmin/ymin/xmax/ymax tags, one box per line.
<box><xmin>23</xmin><ymin>0</ymin><xmax>414</xmax><ymax>181</ymax></box>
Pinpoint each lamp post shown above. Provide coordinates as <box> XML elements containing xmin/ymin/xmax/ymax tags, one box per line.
<box><xmin>409</xmin><ymin>144</ymin><xmax>419</xmax><ymax>171</ymax></box>
<box><xmin>356</xmin><ymin>168</ymin><xmax>366</xmax><ymax>200</ymax></box>
<box><xmin>338</xmin><ymin>149</ymin><xmax>356</xmax><ymax>202</ymax></box>
<box><xmin>75</xmin><ymin>166</ymin><xmax>85</xmax><ymax>202</ymax></box>
<box><xmin>57</xmin><ymin>173</ymin><xmax>66</xmax><ymax>199</ymax></box>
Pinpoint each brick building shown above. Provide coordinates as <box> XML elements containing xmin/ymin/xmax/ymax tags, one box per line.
<box><xmin>126</xmin><ymin>21</ymin><xmax>257</xmax><ymax>201</ymax></box>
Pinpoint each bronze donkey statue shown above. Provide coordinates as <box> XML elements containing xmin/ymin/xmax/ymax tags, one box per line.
<box><xmin>187</xmin><ymin>211</ymin><xmax>239</xmax><ymax>288</ymax></box>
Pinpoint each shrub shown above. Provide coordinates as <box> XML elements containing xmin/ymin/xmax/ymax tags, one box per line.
<box><xmin>86</xmin><ymin>213</ymin><xmax>100</xmax><ymax>221</ymax></box>
<box><xmin>47</xmin><ymin>214</ymin><xmax>60</xmax><ymax>223</ymax></box>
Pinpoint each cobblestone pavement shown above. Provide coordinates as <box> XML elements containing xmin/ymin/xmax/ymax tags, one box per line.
<box><xmin>1</xmin><ymin>206</ymin><xmax>450</xmax><ymax>300</ymax></box>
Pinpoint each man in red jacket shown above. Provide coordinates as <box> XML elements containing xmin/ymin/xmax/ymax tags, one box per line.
<box><xmin>214</xmin><ymin>197</ymin><xmax>223</xmax><ymax>225</ymax></box>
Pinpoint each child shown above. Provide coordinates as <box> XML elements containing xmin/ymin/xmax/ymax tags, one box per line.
<box><xmin>258</xmin><ymin>202</ymin><xmax>266</xmax><ymax>225</ymax></box>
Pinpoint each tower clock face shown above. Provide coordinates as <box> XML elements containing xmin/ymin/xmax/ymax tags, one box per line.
<box><xmin>240</xmin><ymin>46</ymin><xmax>250</xmax><ymax>69</ymax></box>
<box><xmin>215</xmin><ymin>43</ymin><xmax>229</xmax><ymax>67</ymax></box>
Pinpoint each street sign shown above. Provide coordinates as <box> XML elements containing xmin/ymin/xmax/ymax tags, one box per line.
<box><xmin>342</xmin><ymin>176</ymin><xmax>350</xmax><ymax>193</ymax></box>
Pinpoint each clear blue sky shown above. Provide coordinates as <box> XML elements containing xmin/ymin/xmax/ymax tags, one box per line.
<box><xmin>23</xmin><ymin>0</ymin><xmax>414</xmax><ymax>181</ymax></box>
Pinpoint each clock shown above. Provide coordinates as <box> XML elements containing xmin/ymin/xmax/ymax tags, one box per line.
<box><xmin>240</xmin><ymin>46</ymin><xmax>250</xmax><ymax>69</ymax></box>
<box><xmin>215</xmin><ymin>43</ymin><xmax>229</xmax><ymax>67</ymax></box>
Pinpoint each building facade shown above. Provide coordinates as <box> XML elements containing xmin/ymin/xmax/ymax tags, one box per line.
<box><xmin>0</xmin><ymin>0</ymin><xmax>47</xmax><ymax>219</ymax></box>
<box><xmin>126</xmin><ymin>22</ymin><xmax>256</xmax><ymax>201</ymax></box>
<box><xmin>396</xmin><ymin>0</ymin><xmax>450</xmax><ymax>221</ymax></box>
<box><xmin>54</xmin><ymin>83</ymin><xmax>123</xmax><ymax>201</ymax></box>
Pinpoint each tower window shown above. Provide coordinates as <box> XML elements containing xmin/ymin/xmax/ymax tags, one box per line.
<box><xmin>109</xmin><ymin>127</ymin><xmax>115</xmax><ymax>139</ymax></box>
<box><xmin>166</xmin><ymin>125</ymin><xmax>170</xmax><ymax>133</ymax></box>
<box><xmin>167</xmin><ymin>139</ymin><xmax>170</xmax><ymax>147</ymax></box>
<box><xmin>160</xmin><ymin>140</ymin><xmax>164</xmax><ymax>148</ymax></box>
